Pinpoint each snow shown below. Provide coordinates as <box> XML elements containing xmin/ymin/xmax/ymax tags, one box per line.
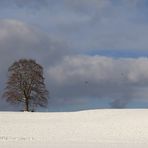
<box><xmin>0</xmin><ymin>109</ymin><xmax>148</xmax><ymax>148</ymax></box>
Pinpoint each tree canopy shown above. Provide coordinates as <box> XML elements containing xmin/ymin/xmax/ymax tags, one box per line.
<box><xmin>3</xmin><ymin>59</ymin><xmax>49</xmax><ymax>111</ymax></box>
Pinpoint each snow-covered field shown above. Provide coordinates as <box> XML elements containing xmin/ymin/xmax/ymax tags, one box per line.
<box><xmin>0</xmin><ymin>109</ymin><xmax>148</xmax><ymax>148</ymax></box>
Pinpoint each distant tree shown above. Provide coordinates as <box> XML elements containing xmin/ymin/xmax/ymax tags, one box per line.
<box><xmin>3</xmin><ymin>59</ymin><xmax>49</xmax><ymax>112</ymax></box>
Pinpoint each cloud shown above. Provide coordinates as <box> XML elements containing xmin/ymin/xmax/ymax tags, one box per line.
<box><xmin>0</xmin><ymin>1</ymin><xmax>148</xmax><ymax>110</ymax></box>
<box><xmin>38</xmin><ymin>0</ymin><xmax>148</xmax><ymax>51</ymax></box>
<box><xmin>47</xmin><ymin>55</ymin><xmax>148</xmax><ymax>108</ymax></box>
<box><xmin>0</xmin><ymin>0</ymin><xmax>148</xmax><ymax>51</ymax></box>
<box><xmin>64</xmin><ymin>0</ymin><xmax>111</xmax><ymax>13</ymax></box>
<box><xmin>0</xmin><ymin>0</ymin><xmax>49</xmax><ymax>10</ymax></box>
<box><xmin>0</xmin><ymin>19</ymin><xmax>70</xmax><ymax>110</ymax></box>
<box><xmin>64</xmin><ymin>0</ymin><xmax>148</xmax><ymax>50</ymax></box>
<box><xmin>0</xmin><ymin>19</ymin><xmax>70</xmax><ymax>65</ymax></box>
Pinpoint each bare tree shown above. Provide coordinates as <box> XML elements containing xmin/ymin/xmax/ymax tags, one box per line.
<box><xmin>3</xmin><ymin>59</ymin><xmax>49</xmax><ymax>112</ymax></box>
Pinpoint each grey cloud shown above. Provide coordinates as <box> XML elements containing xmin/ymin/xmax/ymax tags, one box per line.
<box><xmin>0</xmin><ymin>19</ymin><xmax>70</xmax><ymax>110</ymax></box>
<box><xmin>14</xmin><ymin>0</ymin><xmax>48</xmax><ymax>8</ymax></box>
<box><xmin>0</xmin><ymin>0</ymin><xmax>49</xmax><ymax>10</ymax></box>
<box><xmin>0</xmin><ymin>1</ymin><xmax>148</xmax><ymax>110</ymax></box>
<box><xmin>64</xmin><ymin>0</ymin><xmax>111</xmax><ymax>14</ymax></box>
<box><xmin>43</xmin><ymin>0</ymin><xmax>148</xmax><ymax>51</ymax></box>
<box><xmin>110</xmin><ymin>98</ymin><xmax>130</xmax><ymax>108</ymax></box>
<box><xmin>47</xmin><ymin>55</ymin><xmax>148</xmax><ymax>108</ymax></box>
<box><xmin>0</xmin><ymin>0</ymin><xmax>147</xmax><ymax>51</ymax></box>
<box><xmin>0</xmin><ymin>19</ymin><xmax>70</xmax><ymax>64</ymax></box>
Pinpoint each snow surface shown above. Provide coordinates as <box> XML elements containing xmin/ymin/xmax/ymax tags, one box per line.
<box><xmin>0</xmin><ymin>109</ymin><xmax>148</xmax><ymax>148</ymax></box>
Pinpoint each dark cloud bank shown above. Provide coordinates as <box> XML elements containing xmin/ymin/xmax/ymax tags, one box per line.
<box><xmin>0</xmin><ymin>0</ymin><xmax>148</xmax><ymax>111</ymax></box>
<box><xmin>0</xmin><ymin>19</ymin><xmax>70</xmax><ymax>111</ymax></box>
<box><xmin>0</xmin><ymin>19</ymin><xmax>148</xmax><ymax>111</ymax></box>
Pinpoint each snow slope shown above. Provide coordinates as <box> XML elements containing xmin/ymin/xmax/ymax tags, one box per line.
<box><xmin>0</xmin><ymin>109</ymin><xmax>148</xmax><ymax>148</ymax></box>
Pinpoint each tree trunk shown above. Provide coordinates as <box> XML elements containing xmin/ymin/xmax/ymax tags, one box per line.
<box><xmin>24</xmin><ymin>97</ymin><xmax>29</xmax><ymax>111</ymax></box>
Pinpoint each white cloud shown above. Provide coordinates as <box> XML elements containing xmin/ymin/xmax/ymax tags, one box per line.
<box><xmin>47</xmin><ymin>55</ymin><xmax>148</xmax><ymax>108</ymax></box>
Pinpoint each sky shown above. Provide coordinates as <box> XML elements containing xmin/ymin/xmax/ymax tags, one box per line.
<box><xmin>1</xmin><ymin>0</ymin><xmax>148</xmax><ymax>111</ymax></box>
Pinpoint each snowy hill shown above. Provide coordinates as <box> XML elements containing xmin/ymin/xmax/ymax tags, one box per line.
<box><xmin>0</xmin><ymin>109</ymin><xmax>148</xmax><ymax>148</ymax></box>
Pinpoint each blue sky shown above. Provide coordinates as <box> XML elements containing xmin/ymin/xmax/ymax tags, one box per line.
<box><xmin>0</xmin><ymin>0</ymin><xmax>148</xmax><ymax>111</ymax></box>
